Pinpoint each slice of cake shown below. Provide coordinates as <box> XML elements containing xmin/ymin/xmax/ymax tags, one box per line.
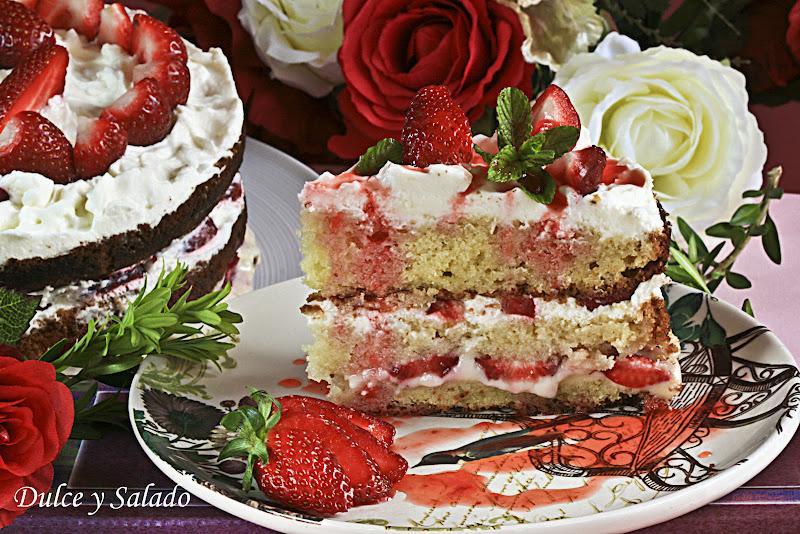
<box><xmin>300</xmin><ymin>84</ymin><xmax>681</xmax><ymax>415</ymax></box>
<box><xmin>0</xmin><ymin>3</ymin><xmax>258</xmax><ymax>355</ymax></box>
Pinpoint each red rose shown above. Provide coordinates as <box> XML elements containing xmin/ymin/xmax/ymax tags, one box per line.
<box><xmin>329</xmin><ymin>0</ymin><xmax>535</xmax><ymax>159</ymax></box>
<box><xmin>0</xmin><ymin>357</ymin><xmax>73</xmax><ymax>527</ymax></box>
<box><xmin>788</xmin><ymin>1</ymin><xmax>800</xmax><ymax>63</ymax></box>
<box><xmin>741</xmin><ymin>0</ymin><xmax>800</xmax><ymax>92</ymax></box>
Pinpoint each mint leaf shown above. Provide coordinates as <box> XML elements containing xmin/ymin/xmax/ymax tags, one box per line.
<box><xmin>355</xmin><ymin>138</ymin><xmax>402</xmax><ymax>176</ymax></box>
<box><xmin>0</xmin><ymin>288</ymin><xmax>40</xmax><ymax>345</ymax></box>
<box><xmin>534</xmin><ymin>125</ymin><xmax>580</xmax><ymax>160</ymax></box>
<box><xmin>496</xmin><ymin>87</ymin><xmax>531</xmax><ymax>149</ymax></box>
<box><xmin>518</xmin><ymin>137</ymin><xmax>556</xmax><ymax>167</ymax></box>
<box><xmin>488</xmin><ymin>145</ymin><xmax>526</xmax><ymax>183</ymax></box>
<box><xmin>474</xmin><ymin>144</ymin><xmax>493</xmax><ymax>164</ymax></box>
<box><xmin>519</xmin><ymin>169</ymin><xmax>556</xmax><ymax>205</ymax></box>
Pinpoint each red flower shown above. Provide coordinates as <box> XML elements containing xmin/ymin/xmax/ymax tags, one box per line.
<box><xmin>0</xmin><ymin>357</ymin><xmax>74</xmax><ymax>527</ymax></box>
<box><xmin>329</xmin><ymin>0</ymin><xmax>534</xmax><ymax>159</ymax></box>
<box><xmin>740</xmin><ymin>0</ymin><xmax>800</xmax><ymax>92</ymax></box>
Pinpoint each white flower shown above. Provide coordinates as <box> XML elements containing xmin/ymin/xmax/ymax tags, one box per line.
<box><xmin>238</xmin><ymin>0</ymin><xmax>344</xmax><ymax>98</ymax></box>
<box><xmin>554</xmin><ymin>33</ymin><xmax>767</xmax><ymax>230</ymax></box>
<box><xmin>498</xmin><ymin>0</ymin><xmax>605</xmax><ymax>70</ymax></box>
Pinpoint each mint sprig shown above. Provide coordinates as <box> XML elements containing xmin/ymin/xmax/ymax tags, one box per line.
<box><xmin>0</xmin><ymin>289</ymin><xmax>41</xmax><ymax>345</ymax></box>
<box><xmin>219</xmin><ymin>388</ymin><xmax>282</xmax><ymax>491</ymax></box>
<box><xmin>355</xmin><ymin>138</ymin><xmax>402</xmax><ymax>176</ymax></box>
<box><xmin>481</xmin><ymin>87</ymin><xmax>578</xmax><ymax>203</ymax></box>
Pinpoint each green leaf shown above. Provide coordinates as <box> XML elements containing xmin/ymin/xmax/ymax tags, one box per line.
<box><xmin>0</xmin><ymin>288</ymin><xmax>41</xmax><ymax>346</ymax></box>
<box><xmin>725</xmin><ymin>271</ymin><xmax>751</xmax><ymax>289</ymax></box>
<box><xmin>534</xmin><ymin>125</ymin><xmax>580</xmax><ymax>160</ymax></box>
<box><xmin>706</xmin><ymin>222</ymin><xmax>734</xmax><ymax>238</ymax></box>
<box><xmin>767</xmin><ymin>187</ymin><xmax>784</xmax><ymax>199</ymax></box>
<box><xmin>762</xmin><ymin>214</ymin><xmax>781</xmax><ymax>264</ymax></box>
<box><xmin>731</xmin><ymin>226</ymin><xmax>747</xmax><ymax>247</ymax></box>
<box><xmin>496</xmin><ymin>87</ymin><xmax>531</xmax><ymax>149</ymax></box>
<box><xmin>487</xmin><ymin>145</ymin><xmax>525</xmax><ymax>183</ymax></box>
<box><xmin>742</xmin><ymin>298</ymin><xmax>755</xmax><ymax>317</ymax></box>
<box><xmin>669</xmin><ymin>246</ymin><xmax>710</xmax><ymax>293</ymax></box>
<box><xmin>354</xmin><ymin>138</ymin><xmax>402</xmax><ymax>176</ymax></box>
<box><xmin>730</xmin><ymin>204</ymin><xmax>760</xmax><ymax>226</ymax></box>
<box><xmin>518</xmin><ymin>169</ymin><xmax>556</xmax><ymax>205</ymax></box>
<box><xmin>474</xmin><ymin>144</ymin><xmax>493</xmax><ymax>164</ymax></box>
<box><xmin>218</xmin><ymin>437</ymin><xmax>251</xmax><ymax>461</ymax></box>
<box><xmin>742</xmin><ymin>189</ymin><xmax>763</xmax><ymax>198</ymax></box>
<box><xmin>700</xmin><ymin>314</ymin><xmax>727</xmax><ymax>347</ymax></box>
<box><xmin>677</xmin><ymin>217</ymin><xmax>709</xmax><ymax>258</ymax></box>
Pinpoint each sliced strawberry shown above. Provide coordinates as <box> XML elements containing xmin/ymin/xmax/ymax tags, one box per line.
<box><xmin>600</xmin><ymin>158</ymin><xmax>647</xmax><ymax>187</ymax></box>
<box><xmin>476</xmin><ymin>356</ymin><xmax>560</xmax><ymax>382</ymax></box>
<box><xmin>279</xmin><ymin>396</ymin><xmax>395</xmax><ymax>446</ymax></box>
<box><xmin>0</xmin><ymin>111</ymin><xmax>75</xmax><ymax>183</ymax></box>
<box><xmin>131</xmin><ymin>14</ymin><xmax>187</xmax><ymax>64</ymax></box>
<box><xmin>401</xmin><ymin>85</ymin><xmax>472</xmax><ymax>167</ymax></box>
<box><xmin>426</xmin><ymin>299</ymin><xmax>465</xmax><ymax>322</ymax></box>
<box><xmin>0</xmin><ymin>43</ymin><xmax>68</xmax><ymax>131</ymax></box>
<box><xmin>280</xmin><ymin>410</ymin><xmax>390</xmax><ymax>505</ymax></box>
<box><xmin>96</xmin><ymin>3</ymin><xmax>132</xmax><ymax>52</ymax></box>
<box><xmin>0</xmin><ymin>0</ymin><xmax>54</xmax><ymax>68</ymax></box>
<box><xmin>256</xmin><ymin>427</ymin><xmax>354</xmax><ymax>515</ymax></box>
<box><xmin>530</xmin><ymin>85</ymin><xmax>580</xmax><ymax>139</ymax></box>
<box><xmin>37</xmin><ymin>0</ymin><xmax>103</xmax><ymax>40</ymax></box>
<box><xmin>73</xmin><ymin>116</ymin><xmax>127</xmax><ymax>178</ymax></box>
<box><xmin>13</xmin><ymin>0</ymin><xmax>38</xmax><ymax>9</ymax></box>
<box><xmin>390</xmin><ymin>355</ymin><xmax>459</xmax><ymax>382</ymax></box>
<box><xmin>101</xmin><ymin>77</ymin><xmax>174</xmax><ymax>146</ymax></box>
<box><xmin>603</xmin><ymin>355</ymin><xmax>671</xmax><ymax>389</ymax></box>
<box><xmin>133</xmin><ymin>59</ymin><xmax>190</xmax><ymax>108</ymax></box>
<box><xmin>546</xmin><ymin>145</ymin><xmax>607</xmax><ymax>195</ymax></box>
<box><xmin>500</xmin><ymin>294</ymin><xmax>536</xmax><ymax>319</ymax></box>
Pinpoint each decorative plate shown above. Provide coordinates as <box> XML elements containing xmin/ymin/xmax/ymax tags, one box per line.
<box><xmin>129</xmin><ymin>277</ymin><xmax>800</xmax><ymax>534</ymax></box>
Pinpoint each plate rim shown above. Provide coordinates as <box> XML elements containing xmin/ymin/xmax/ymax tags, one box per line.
<box><xmin>129</xmin><ymin>277</ymin><xmax>800</xmax><ymax>534</ymax></box>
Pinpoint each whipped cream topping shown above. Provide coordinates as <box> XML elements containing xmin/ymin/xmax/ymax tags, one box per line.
<box><xmin>301</xmin><ymin>150</ymin><xmax>663</xmax><ymax>240</ymax></box>
<box><xmin>0</xmin><ymin>27</ymin><xmax>245</xmax><ymax>266</ymax></box>
<box><xmin>30</xmin><ymin>174</ymin><xmax>249</xmax><ymax>329</ymax></box>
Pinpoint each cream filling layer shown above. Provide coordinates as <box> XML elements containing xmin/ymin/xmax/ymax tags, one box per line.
<box><xmin>0</xmin><ymin>19</ymin><xmax>245</xmax><ymax>265</ymax></box>
<box><xmin>29</xmin><ymin>174</ymin><xmax>248</xmax><ymax>329</ymax></box>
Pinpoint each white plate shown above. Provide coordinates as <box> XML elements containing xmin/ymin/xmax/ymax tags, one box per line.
<box><xmin>129</xmin><ymin>276</ymin><xmax>800</xmax><ymax>534</ymax></box>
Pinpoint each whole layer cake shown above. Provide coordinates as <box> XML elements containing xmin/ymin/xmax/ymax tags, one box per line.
<box><xmin>0</xmin><ymin>2</ymin><xmax>257</xmax><ymax>355</ymax></box>
<box><xmin>301</xmin><ymin>85</ymin><xmax>681</xmax><ymax>414</ymax></box>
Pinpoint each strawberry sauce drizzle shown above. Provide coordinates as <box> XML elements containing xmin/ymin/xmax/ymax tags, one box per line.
<box><xmin>278</xmin><ymin>378</ymin><xmax>302</xmax><ymax>389</ymax></box>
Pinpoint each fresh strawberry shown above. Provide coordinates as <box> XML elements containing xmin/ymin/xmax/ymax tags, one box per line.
<box><xmin>530</xmin><ymin>85</ymin><xmax>581</xmax><ymax>139</ymax></box>
<box><xmin>101</xmin><ymin>77</ymin><xmax>174</xmax><ymax>146</ymax></box>
<box><xmin>279</xmin><ymin>396</ymin><xmax>395</xmax><ymax>446</ymax></box>
<box><xmin>600</xmin><ymin>159</ymin><xmax>647</xmax><ymax>187</ymax></box>
<box><xmin>131</xmin><ymin>14</ymin><xmax>187</xmax><ymax>64</ymax></box>
<box><xmin>73</xmin><ymin>116</ymin><xmax>127</xmax><ymax>178</ymax></box>
<box><xmin>0</xmin><ymin>0</ymin><xmax>54</xmax><ymax>68</ymax></box>
<box><xmin>37</xmin><ymin>0</ymin><xmax>103</xmax><ymax>40</ymax></box>
<box><xmin>96</xmin><ymin>3</ymin><xmax>132</xmax><ymax>52</ymax></box>
<box><xmin>133</xmin><ymin>59</ymin><xmax>190</xmax><ymax>107</ymax></box>
<box><xmin>13</xmin><ymin>0</ymin><xmax>38</xmax><ymax>9</ymax></box>
<box><xmin>256</xmin><ymin>427</ymin><xmax>354</xmax><ymax>515</ymax></box>
<box><xmin>390</xmin><ymin>355</ymin><xmax>459</xmax><ymax>381</ymax></box>
<box><xmin>476</xmin><ymin>356</ymin><xmax>560</xmax><ymax>382</ymax></box>
<box><xmin>338</xmin><ymin>420</ymin><xmax>408</xmax><ymax>483</ymax></box>
<box><xmin>500</xmin><ymin>294</ymin><xmax>536</xmax><ymax>318</ymax></box>
<box><xmin>400</xmin><ymin>85</ymin><xmax>472</xmax><ymax>167</ymax></box>
<box><xmin>603</xmin><ymin>356</ymin><xmax>671</xmax><ymax>389</ymax></box>
<box><xmin>426</xmin><ymin>299</ymin><xmax>465</xmax><ymax>322</ymax></box>
<box><xmin>0</xmin><ymin>111</ymin><xmax>74</xmax><ymax>183</ymax></box>
<box><xmin>546</xmin><ymin>145</ymin><xmax>607</xmax><ymax>195</ymax></box>
<box><xmin>0</xmin><ymin>43</ymin><xmax>68</xmax><ymax>131</ymax></box>
<box><xmin>280</xmin><ymin>411</ymin><xmax>390</xmax><ymax>505</ymax></box>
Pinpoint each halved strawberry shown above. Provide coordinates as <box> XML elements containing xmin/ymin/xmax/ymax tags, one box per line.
<box><xmin>426</xmin><ymin>299</ymin><xmax>465</xmax><ymax>323</ymax></box>
<box><xmin>0</xmin><ymin>0</ymin><xmax>54</xmax><ymax>68</ymax></box>
<box><xmin>476</xmin><ymin>356</ymin><xmax>560</xmax><ymax>382</ymax></box>
<box><xmin>0</xmin><ymin>43</ymin><xmax>68</xmax><ymax>131</ymax></box>
<box><xmin>37</xmin><ymin>0</ymin><xmax>103</xmax><ymax>40</ymax></box>
<box><xmin>101</xmin><ymin>77</ymin><xmax>174</xmax><ymax>146</ymax></box>
<box><xmin>73</xmin><ymin>116</ymin><xmax>127</xmax><ymax>178</ymax></box>
<box><xmin>389</xmin><ymin>355</ymin><xmax>459</xmax><ymax>382</ymax></box>
<box><xmin>256</xmin><ymin>427</ymin><xmax>354</xmax><ymax>515</ymax></box>
<box><xmin>280</xmin><ymin>411</ymin><xmax>390</xmax><ymax>505</ymax></box>
<box><xmin>131</xmin><ymin>14</ymin><xmax>187</xmax><ymax>64</ymax></box>
<box><xmin>133</xmin><ymin>59</ymin><xmax>190</xmax><ymax>107</ymax></box>
<box><xmin>13</xmin><ymin>0</ymin><xmax>38</xmax><ymax>9</ymax></box>
<box><xmin>546</xmin><ymin>145</ymin><xmax>607</xmax><ymax>195</ymax></box>
<box><xmin>0</xmin><ymin>111</ymin><xmax>75</xmax><ymax>183</ymax></box>
<box><xmin>279</xmin><ymin>396</ymin><xmax>395</xmax><ymax>446</ymax></box>
<box><xmin>500</xmin><ymin>294</ymin><xmax>536</xmax><ymax>319</ymax></box>
<box><xmin>603</xmin><ymin>355</ymin><xmax>671</xmax><ymax>389</ymax></box>
<box><xmin>96</xmin><ymin>3</ymin><xmax>132</xmax><ymax>52</ymax></box>
<box><xmin>530</xmin><ymin>85</ymin><xmax>581</xmax><ymax>138</ymax></box>
<box><xmin>400</xmin><ymin>85</ymin><xmax>472</xmax><ymax>168</ymax></box>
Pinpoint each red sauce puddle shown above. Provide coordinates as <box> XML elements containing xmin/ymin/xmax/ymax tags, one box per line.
<box><xmin>278</xmin><ymin>378</ymin><xmax>302</xmax><ymax>388</ymax></box>
<box><xmin>393</xmin><ymin>422</ymin><xmax>523</xmax><ymax>460</ymax></box>
<box><xmin>292</xmin><ymin>358</ymin><xmax>306</xmax><ymax>366</ymax></box>
<box><xmin>302</xmin><ymin>380</ymin><xmax>330</xmax><ymax>395</ymax></box>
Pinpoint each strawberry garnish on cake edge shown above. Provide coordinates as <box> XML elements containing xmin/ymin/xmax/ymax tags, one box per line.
<box><xmin>37</xmin><ymin>0</ymin><xmax>104</xmax><ymax>40</ymax></box>
<box><xmin>101</xmin><ymin>77</ymin><xmax>175</xmax><ymax>146</ymax></box>
<box><xmin>0</xmin><ymin>111</ymin><xmax>75</xmax><ymax>183</ymax></box>
<box><xmin>530</xmin><ymin>84</ymin><xmax>581</xmax><ymax>138</ymax></box>
<box><xmin>74</xmin><ymin>116</ymin><xmax>128</xmax><ymax>179</ymax></box>
<box><xmin>0</xmin><ymin>0</ymin><xmax>55</xmax><ymax>69</ymax></box>
<box><xmin>97</xmin><ymin>2</ymin><xmax>133</xmax><ymax>52</ymax></box>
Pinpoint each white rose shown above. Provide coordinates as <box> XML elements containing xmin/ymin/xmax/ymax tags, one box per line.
<box><xmin>554</xmin><ymin>33</ymin><xmax>767</xmax><ymax>230</ymax></box>
<box><xmin>498</xmin><ymin>0</ymin><xmax>605</xmax><ymax>70</ymax></box>
<box><xmin>238</xmin><ymin>0</ymin><xmax>344</xmax><ymax>98</ymax></box>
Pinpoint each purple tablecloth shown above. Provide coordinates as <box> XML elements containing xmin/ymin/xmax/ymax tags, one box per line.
<box><xmin>8</xmin><ymin>196</ymin><xmax>800</xmax><ymax>533</ymax></box>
